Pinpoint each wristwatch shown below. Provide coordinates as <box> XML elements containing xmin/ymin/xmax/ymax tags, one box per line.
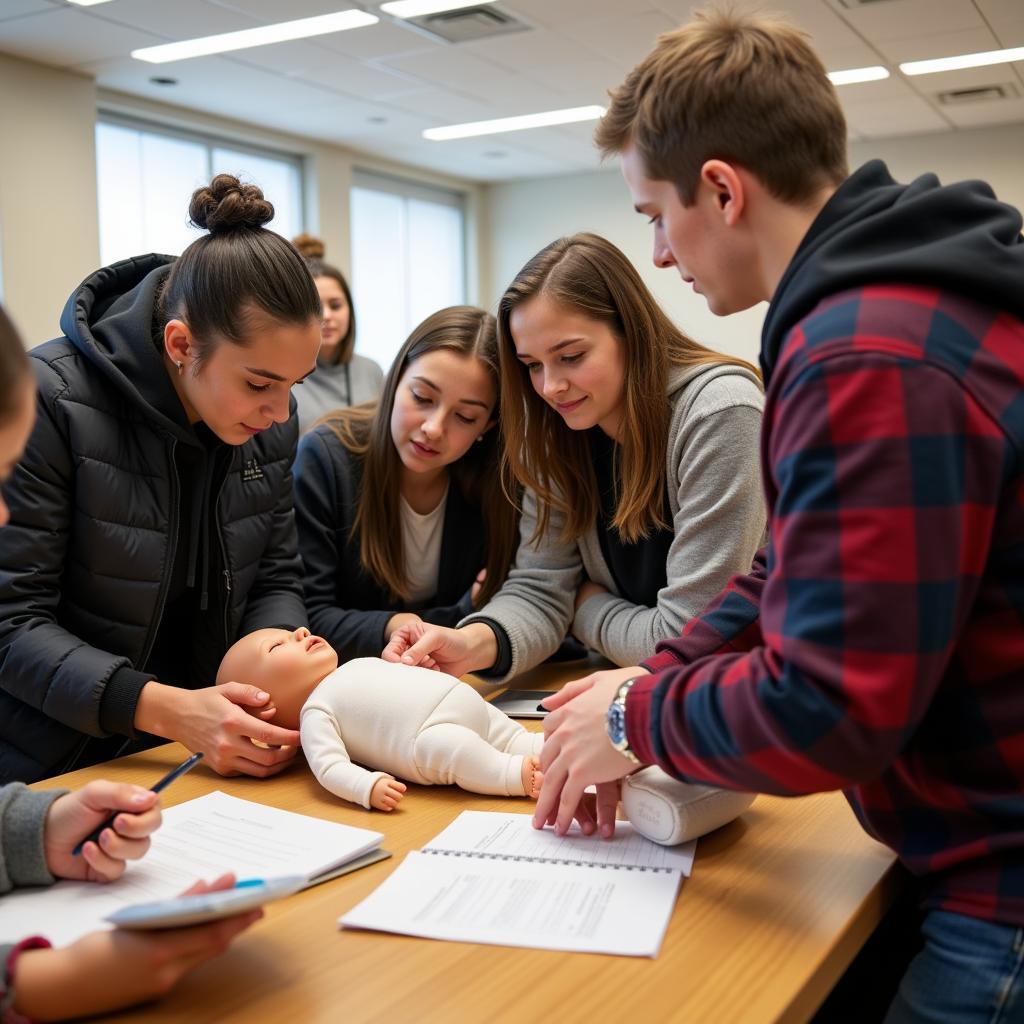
<box><xmin>606</xmin><ymin>678</ymin><xmax>641</xmax><ymax>765</ymax></box>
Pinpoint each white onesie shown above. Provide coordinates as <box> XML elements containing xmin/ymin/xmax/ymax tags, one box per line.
<box><xmin>300</xmin><ymin>658</ymin><xmax>543</xmax><ymax>809</ymax></box>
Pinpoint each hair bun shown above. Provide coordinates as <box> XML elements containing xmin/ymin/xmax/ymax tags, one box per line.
<box><xmin>292</xmin><ymin>233</ymin><xmax>325</xmax><ymax>260</ymax></box>
<box><xmin>189</xmin><ymin>173</ymin><xmax>274</xmax><ymax>233</ymax></box>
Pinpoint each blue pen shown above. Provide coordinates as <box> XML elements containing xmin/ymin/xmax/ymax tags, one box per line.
<box><xmin>72</xmin><ymin>751</ymin><xmax>204</xmax><ymax>856</ymax></box>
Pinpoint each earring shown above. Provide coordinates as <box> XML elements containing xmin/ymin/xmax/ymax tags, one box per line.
<box><xmin>475</xmin><ymin>435</ymin><xmax>484</xmax><ymax>443</ymax></box>
<box><xmin>175</xmin><ymin>360</ymin><xmax>184</xmax><ymax>375</ymax></box>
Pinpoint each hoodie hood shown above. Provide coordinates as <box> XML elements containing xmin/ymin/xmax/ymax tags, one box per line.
<box><xmin>761</xmin><ymin>159</ymin><xmax>1024</xmax><ymax>382</ymax></box>
<box><xmin>59</xmin><ymin>254</ymin><xmax>199</xmax><ymax>444</ymax></box>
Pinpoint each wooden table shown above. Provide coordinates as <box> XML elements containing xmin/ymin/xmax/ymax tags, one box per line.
<box><xmin>40</xmin><ymin>658</ymin><xmax>900</xmax><ymax>1024</ymax></box>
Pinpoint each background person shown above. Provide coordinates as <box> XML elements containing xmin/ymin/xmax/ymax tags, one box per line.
<box><xmin>292</xmin><ymin>233</ymin><xmax>384</xmax><ymax>431</ymax></box>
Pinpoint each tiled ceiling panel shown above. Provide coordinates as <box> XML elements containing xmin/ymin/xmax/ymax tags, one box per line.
<box><xmin>0</xmin><ymin>0</ymin><xmax>1020</xmax><ymax>183</ymax></box>
<box><xmin>0</xmin><ymin>8</ymin><xmax>162</xmax><ymax>67</ymax></box>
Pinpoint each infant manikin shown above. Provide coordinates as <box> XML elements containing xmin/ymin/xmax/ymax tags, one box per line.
<box><xmin>217</xmin><ymin>627</ymin><xmax>543</xmax><ymax>812</ymax></box>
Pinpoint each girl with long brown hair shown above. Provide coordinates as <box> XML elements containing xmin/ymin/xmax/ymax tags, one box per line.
<box><xmin>384</xmin><ymin>232</ymin><xmax>765</xmax><ymax>680</ymax></box>
<box><xmin>294</xmin><ymin>306</ymin><xmax>519</xmax><ymax>661</ymax></box>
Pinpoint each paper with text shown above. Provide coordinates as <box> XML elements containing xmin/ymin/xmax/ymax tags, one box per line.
<box><xmin>425</xmin><ymin>811</ymin><xmax>696</xmax><ymax>875</ymax></box>
<box><xmin>341</xmin><ymin>851</ymin><xmax>682</xmax><ymax>956</ymax></box>
<box><xmin>0</xmin><ymin>790</ymin><xmax>382</xmax><ymax>947</ymax></box>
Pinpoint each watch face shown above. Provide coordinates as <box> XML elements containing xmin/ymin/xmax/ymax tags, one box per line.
<box><xmin>607</xmin><ymin>702</ymin><xmax>627</xmax><ymax>746</ymax></box>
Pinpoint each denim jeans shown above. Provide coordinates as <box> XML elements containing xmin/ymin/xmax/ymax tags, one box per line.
<box><xmin>885</xmin><ymin>909</ymin><xmax>1024</xmax><ymax>1023</ymax></box>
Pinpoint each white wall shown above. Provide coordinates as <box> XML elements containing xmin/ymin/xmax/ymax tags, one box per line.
<box><xmin>0</xmin><ymin>54</ymin><xmax>99</xmax><ymax>348</ymax></box>
<box><xmin>480</xmin><ymin>122</ymin><xmax>1024</xmax><ymax>366</ymax></box>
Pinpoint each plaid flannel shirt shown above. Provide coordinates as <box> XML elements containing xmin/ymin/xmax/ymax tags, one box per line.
<box><xmin>631</xmin><ymin>283</ymin><xmax>1024</xmax><ymax>924</ymax></box>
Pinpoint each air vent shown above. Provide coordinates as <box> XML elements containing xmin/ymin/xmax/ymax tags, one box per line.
<box><xmin>404</xmin><ymin>5</ymin><xmax>528</xmax><ymax>43</ymax></box>
<box><xmin>937</xmin><ymin>83</ymin><xmax>1019</xmax><ymax>105</ymax></box>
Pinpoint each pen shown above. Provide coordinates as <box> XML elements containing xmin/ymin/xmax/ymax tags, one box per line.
<box><xmin>72</xmin><ymin>751</ymin><xmax>204</xmax><ymax>856</ymax></box>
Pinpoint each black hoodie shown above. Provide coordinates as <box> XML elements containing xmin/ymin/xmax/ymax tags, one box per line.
<box><xmin>761</xmin><ymin>159</ymin><xmax>1024</xmax><ymax>383</ymax></box>
<box><xmin>0</xmin><ymin>256</ymin><xmax>306</xmax><ymax>783</ymax></box>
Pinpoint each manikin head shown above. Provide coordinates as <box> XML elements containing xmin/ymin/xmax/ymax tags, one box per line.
<box><xmin>217</xmin><ymin>627</ymin><xmax>339</xmax><ymax>729</ymax></box>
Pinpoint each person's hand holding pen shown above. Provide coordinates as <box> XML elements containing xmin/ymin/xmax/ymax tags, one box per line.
<box><xmin>46</xmin><ymin>753</ymin><xmax>202</xmax><ymax>882</ymax></box>
<box><xmin>42</xmin><ymin>780</ymin><xmax>163</xmax><ymax>883</ymax></box>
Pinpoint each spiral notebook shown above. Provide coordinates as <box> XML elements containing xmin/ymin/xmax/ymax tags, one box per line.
<box><xmin>341</xmin><ymin>811</ymin><xmax>696</xmax><ymax>957</ymax></box>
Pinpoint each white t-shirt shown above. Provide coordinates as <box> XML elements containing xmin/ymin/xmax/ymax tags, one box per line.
<box><xmin>399</xmin><ymin>485</ymin><xmax>448</xmax><ymax>603</ymax></box>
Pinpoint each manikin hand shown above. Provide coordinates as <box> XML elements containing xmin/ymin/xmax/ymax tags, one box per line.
<box><xmin>370</xmin><ymin>776</ymin><xmax>407</xmax><ymax>811</ymax></box>
<box><xmin>137</xmin><ymin>681</ymin><xmax>301</xmax><ymax>777</ymax></box>
<box><xmin>44</xmin><ymin>781</ymin><xmax>162</xmax><ymax>883</ymax></box>
<box><xmin>13</xmin><ymin>874</ymin><xmax>261</xmax><ymax>1021</ymax></box>
<box><xmin>381</xmin><ymin>621</ymin><xmax>494</xmax><ymax>678</ymax></box>
<box><xmin>533</xmin><ymin>666</ymin><xmax>649</xmax><ymax>838</ymax></box>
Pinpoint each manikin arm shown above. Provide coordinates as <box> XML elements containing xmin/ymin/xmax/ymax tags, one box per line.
<box><xmin>299</xmin><ymin>706</ymin><xmax>389</xmax><ymax>810</ymax></box>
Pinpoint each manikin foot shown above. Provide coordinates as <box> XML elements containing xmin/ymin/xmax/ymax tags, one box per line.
<box><xmin>521</xmin><ymin>755</ymin><xmax>543</xmax><ymax>799</ymax></box>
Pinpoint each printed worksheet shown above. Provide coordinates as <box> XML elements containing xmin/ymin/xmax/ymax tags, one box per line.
<box><xmin>341</xmin><ymin>850</ymin><xmax>682</xmax><ymax>956</ymax></box>
<box><xmin>0</xmin><ymin>791</ymin><xmax>381</xmax><ymax>947</ymax></box>
<box><xmin>425</xmin><ymin>811</ymin><xmax>696</xmax><ymax>875</ymax></box>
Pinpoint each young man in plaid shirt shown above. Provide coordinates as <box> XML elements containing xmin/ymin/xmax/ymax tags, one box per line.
<box><xmin>534</xmin><ymin>9</ymin><xmax>1024</xmax><ymax>1021</ymax></box>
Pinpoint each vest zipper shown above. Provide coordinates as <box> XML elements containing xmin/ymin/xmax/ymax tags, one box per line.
<box><xmin>215</xmin><ymin>469</ymin><xmax>232</xmax><ymax>649</ymax></box>
<box><xmin>138</xmin><ymin>438</ymin><xmax>180</xmax><ymax>670</ymax></box>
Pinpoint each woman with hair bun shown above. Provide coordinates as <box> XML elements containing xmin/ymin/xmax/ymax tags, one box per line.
<box><xmin>291</xmin><ymin>233</ymin><xmax>384</xmax><ymax>431</ymax></box>
<box><xmin>0</xmin><ymin>173</ymin><xmax>322</xmax><ymax>783</ymax></box>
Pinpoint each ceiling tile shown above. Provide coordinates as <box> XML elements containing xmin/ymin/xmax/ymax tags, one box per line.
<box><xmin>903</xmin><ymin>64</ymin><xmax>1024</xmax><ymax>93</ymax></box>
<box><xmin>380</xmin><ymin>86</ymin><xmax>495</xmax><ymax>122</ymax></box>
<box><xmin>876</xmin><ymin>26</ymin><xmax>1000</xmax><ymax>63</ymax></box>
<box><xmin>557</xmin><ymin>10</ymin><xmax>677</xmax><ymax>65</ymax></box>
<box><xmin>296</xmin><ymin>57</ymin><xmax>427</xmax><ymax>99</ymax></box>
<box><xmin>309</xmin><ymin>18</ymin><xmax>441</xmax><ymax>61</ymax></box>
<box><xmin>0</xmin><ymin>1</ymin><xmax>54</xmax><ymax>21</ymax></box>
<box><xmin>521</xmin><ymin>54</ymin><xmax>625</xmax><ymax>97</ymax></box>
<box><xmin>938</xmin><ymin>94</ymin><xmax>1024</xmax><ymax>128</ymax></box>
<box><xmin>842</xmin><ymin>94</ymin><xmax>952</xmax><ymax>137</ymax></box>
<box><xmin>0</xmin><ymin>8</ymin><xmax>163</xmax><ymax>68</ymax></box>
<box><xmin>503</xmin><ymin>0</ymin><xmax>658</xmax><ymax>30</ymax></box>
<box><xmin>827</xmin><ymin>0</ymin><xmax>987</xmax><ymax>43</ymax></box>
<box><xmin>96</xmin><ymin>0</ymin><xmax>256</xmax><ymax>40</ymax></box>
<box><xmin>975</xmin><ymin>0</ymin><xmax>1024</xmax><ymax>34</ymax></box>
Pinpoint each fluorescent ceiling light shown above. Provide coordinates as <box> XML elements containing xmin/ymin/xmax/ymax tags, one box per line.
<box><xmin>65</xmin><ymin>0</ymin><xmax>116</xmax><ymax>5</ymax></box>
<box><xmin>900</xmin><ymin>46</ymin><xmax>1024</xmax><ymax>77</ymax></box>
<box><xmin>131</xmin><ymin>10</ymin><xmax>378</xmax><ymax>64</ymax></box>
<box><xmin>827</xmin><ymin>65</ymin><xmax>890</xmax><ymax>86</ymax></box>
<box><xmin>424</xmin><ymin>105</ymin><xmax>606</xmax><ymax>141</ymax></box>
<box><xmin>381</xmin><ymin>0</ymin><xmax>497</xmax><ymax>16</ymax></box>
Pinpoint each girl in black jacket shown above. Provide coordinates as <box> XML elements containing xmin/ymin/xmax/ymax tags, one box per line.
<box><xmin>293</xmin><ymin>306</ymin><xmax>518</xmax><ymax>661</ymax></box>
<box><xmin>0</xmin><ymin>174</ymin><xmax>322</xmax><ymax>783</ymax></box>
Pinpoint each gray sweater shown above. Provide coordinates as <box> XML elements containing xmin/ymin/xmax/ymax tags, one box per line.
<box><xmin>1</xmin><ymin>782</ymin><xmax>64</xmax><ymax>959</ymax></box>
<box><xmin>295</xmin><ymin>353</ymin><xmax>385</xmax><ymax>434</ymax></box>
<box><xmin>461</xmin><ymin>363</ymin><xmax>766</xmax><ymax>680</ymax></box>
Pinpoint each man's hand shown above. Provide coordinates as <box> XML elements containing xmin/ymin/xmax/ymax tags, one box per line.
<box><xmin>44</xmin><ymin>781</ymin><xmax>162</xmax><ymax>883</ymax></box>
<box><xmin>533</xmin><ymin>665</ymin><xmax>650</xmax><ymax>838</ymax></box>
<box><xmin>381</xmin><ymin>622</ymin><xmax>495</xmax><ymax>678</ymax></box>
<box><xmin>139</xmin><ymin>682</ymin><xmax>301</xmax><ymax>777</ymax></box>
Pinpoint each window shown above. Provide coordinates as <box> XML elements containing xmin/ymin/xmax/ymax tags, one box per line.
<box><xmin>96</xmin><ymin>117</ymin><xmax>303</xmax><ymax>266</ymax></box>
<box><xmin>350</xmin><ymin>170</ymin><xmax>466</xmax><ymax>371</ymax></box>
